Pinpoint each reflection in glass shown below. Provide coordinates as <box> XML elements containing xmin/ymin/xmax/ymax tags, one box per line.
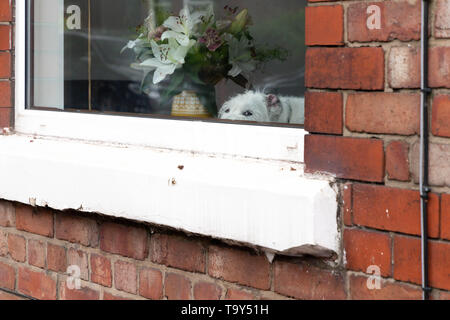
<box><xmin>28</xmin><ymin>0</ymin><xmax>306</xmax><ymax>125</ymax></box>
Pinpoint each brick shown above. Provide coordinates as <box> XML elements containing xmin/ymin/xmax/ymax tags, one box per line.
<box><xmin>0</xmin><ymin>25</ymin><xmax>11</xmax><ymax>50</ymax></box>
<box><xmin>0</xmin><ymin>52</ymin><xmax>10</xmax><ymax>78</ymax></box>
<box><xmin>103</xmin><ymin>292</ymin><xmax>132</xmax><ymax>300</ymax></box>
<box><xmin>150</xmin><ymin>233</ymin><xmax>205</xmax><ymax>273</ymax></box>
<box><xmin>432</xmin><ymin>95</ymin><xmax>450</xmax><ymax>138</ymax></box>
<box><xmin>0</xmin><ymin>107</ymin><xmax>11</xmax><ymax>128</ymax></box>
<box><xmin>305</xmin><ymin>5</ymin><xmax>344</xmax><ymax>46</ymax></box>
<box><xmin>47</xmin><ymin>244</ymin><xmax>66</xmax><ymax>273</ymax></box>
<box><xmin>100</xmin><ymin>222</ymin><xmax>148</xmax><ymax>260</ymax></box>
<box><xmin>344</xmin><ymin>229</ymin><xmax>392</xmax><ymax>277</ymax></box>
<box><xmin>194</xmin><ymin>282</ymin><xmax>222</xmax><ymax>300</ymax></box>
<box><xmin>304</xmin><ymin>135</ymin><xmax>385</xmax><ymax>182</ymax></box>
<box><xmin>28</xmin><ymin>239</ymin><xmax>46</xmax><ymax>268</ymax></box>
<box><xmin>208</xmin><ymin>245</ymin><xmax>270</xmax><ymax>290</ymax></box>
<box><xmin>0</xmin><ymin>230</ymin><xmax>6</xmax><ymax>256</ymax></box>
<box><xmin>0</xmin><ymin>81</ymin><xmax>11</xmax><ymax>107</ymax></box>
<box><xmin>306</xmin><ymin>47</ymin><xmax>384</xmax><ymax>90</ymax></box>
<box><xmin>114</xmin><ymin>260</ymin><xmax>137</xmax><ymax>294</ymax></box>
<box><xmin>165</xmin><ymin>273</ymin><xmax>192</xmax><ymax>300</ymax></box>
<box><xmin>0</xmin><ymin>291</ymin><xmax>26</xmax><ymax>300</ymax></box>
<box><xmin>342</xmin><ymin>184</ymin><xmax>352</xmax><ymax>226</ymax></box>
<box><xmin>389</xmin><ymin>47</ymin><xmax>450</xmax><ymax>89</ymax></box>
<box><xmin>18</xmin><ymin>267</ymin><xmax>57</xmax><ymax>300</ymax></box>
<box><xmin>436</xmin><ymin>290</ymin><xmax>450</xmax><ymax>300</ymax></box>
<box><xmin>411</xmin><ymin>142</ymin><xmax>450</xmax><ymax>187</ymax></box>
<box><xmin>388</xmin><ymin>46</ymin><xmax>420</xmax><ymax>88</ymax></box>
<box><xmin>91</xmin><ymin>254</ymin><xmax>112</xmax><ymax>287</ymax></box>
<box><xmin>274</xmin><ymin>260</ymin><xmax>346</xmax><ymax>300</ymax></box>
<box><xmin>8</xmin><ymin>234</ymin><xmax>26</xmax><ymax>262</ymax></box>
<box><xmin>346</xmin><ymin>93</ymin><xmax>420</xmax><ymax>135</ymax></box>
<box><xmin>225</xmin><ymin>288</ymin><xmax>255</xmax><ymax>300</ymax></box>
<box><xmin>55</xmin><ymin>212</ymin><xmax>99</xmax><ymax>247</ymax></box>
<box><xmin>304</xmin><ymin>91</ymin><xmax>343</xmax><ymax>135</ymax></box>
<box><xmin>435</xmin><ymin>0</ymin><xmax>450</xmax><ymax>38</ymax></box>
<box><xmin>386</xmin><ymin>141</ymin><xmax>410</xmax><ymax>181</ymax></box>
<box><xmin>352</xmin><ymin>184</ymin><xmax>439</xmax><ymax>238</ymax></box>
<box><xmin>349</xmin><ymin>275</ymin><xmax>422</xmax><ymax>300</ymax></box>
<box><xmin>429</xmin><ymin>47</ymin><xmax>450</xmax><ymax>88</ymax></box>
<box><xmin>442</xmin><ymin>194</ymin><xmax>450</xmax><ymax>240</ymax></box>
<box><xmin>16</xmin><ymin>205</ymin><xmax>54</xmax><ymax>238</ymax></box>
<box><xmin>394</xmin><ymin>236</ymin><xmax>450</xmax><ymax>291</ymax></box>
<box><xmin>59</xmin><ymin>282</ymin><xmax>100</xmax><ymax>300</ymax></box>
<box><xmin>0</xmin><ymin>0</ymin><xmax>12</xmax><ymax>21</ymax></box>
<box><xmin>67</xmin><ymin>248</ymin><xmax>89</xmax><ymax>281</ymax></box>
<box><xmin>0</xmin><ymin>200</ymin><xmax>14</xmax><ymax>227</ymax></box>
<box><xmin>0</xmin><ymin>261</ymin><xmax>15</xmax><ymax>290</ymax></box>
<box><xmin>347</xmin><ymin>1</ymin><xmax>420</xmax><ymax>42</ymax></box>
<box><xmin>139</xmin><ymin>267</ymin><xmax>163</xmax><ymax>300</ymax></box>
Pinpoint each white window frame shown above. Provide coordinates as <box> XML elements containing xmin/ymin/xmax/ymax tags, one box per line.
<box><xmin>5</xmin><ymin>1</ymin><xmax>341</xmax><ymax>257</ymax></box>
<box><xmin>14</xmin><ymin>0</ymin><xmax>306</xmax><ymax>163</ymax></box>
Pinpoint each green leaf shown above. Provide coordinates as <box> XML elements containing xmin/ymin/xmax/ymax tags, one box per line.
<box><xmin>140</xmin><ymin>71</ymin><xmax>153</xmax><ymax>93</ymax></box>
<box><xmin>160</xmin><ymin>71</ymin><xmax>185</xmax><ymax>106</ymax></box>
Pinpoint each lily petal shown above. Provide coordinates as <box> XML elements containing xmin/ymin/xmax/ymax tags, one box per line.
<box><xmin>153</xmin><ymin>64</ymin><xmax>177</xmax><ymax>84</ymax></box>
<box><xmin>131</xmin><ymin>62</ymin><xmax>156</xmax><ymax>71</ymax></box>
<box><xmin>150</xmin><ymin>40</ymin><xmax>162</xmax><ymax>61</ymax></box>
<box><xmin>163</xmin><ymin>16</ymin><xmax>185</xmax><ymax>34</ymax></box>
<box><xmin>140</xmin><ymin>57</ymin><xmax>166</xmax><ymax>68</ymax></box>
<box><xmin>169</xmin><ymin>39</ymin><xmax>195</xmax><ymax>64</ymax></box>
<box><xmin>161</xmin><ymin>30</ymin><xmax>190</xmax><ymax>46</ymax></box>
<box><xmin>228</xmin><ymin>65</ymin><xmax>242</xmax><ymax>77</ymax></box>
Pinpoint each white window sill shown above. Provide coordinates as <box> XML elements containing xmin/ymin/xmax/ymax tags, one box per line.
<box><xmin>0</xmin><ymin>134</ymin><xmax>339</xmax><ymax>257</ymax></box>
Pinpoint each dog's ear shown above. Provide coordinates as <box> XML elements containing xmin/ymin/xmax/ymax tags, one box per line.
<box><xmin>266</xmin><ymin>94</ymin><xmax>282</xmax><ymax>121</ymax></box>
<box><xmin>267</xmin><ymin>94</ymin><xmax>280</xmax><ymax>108</ymax></box>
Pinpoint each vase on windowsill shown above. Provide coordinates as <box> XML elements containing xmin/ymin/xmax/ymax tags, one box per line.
<box><xmin>171</xmin><ymin>90</ymin><xmax>212</xmax><ymax>118</ymax></box>
<box><xmin>170</xmin><ymin>76</ymin><xmax>217</xmax><ymax>119</ymax></box>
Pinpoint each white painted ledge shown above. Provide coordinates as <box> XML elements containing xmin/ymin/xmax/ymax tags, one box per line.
<box><xmin>0</xmin><ymin>134</ymin><xmax>339</xmax><ymax>257</ymax></box>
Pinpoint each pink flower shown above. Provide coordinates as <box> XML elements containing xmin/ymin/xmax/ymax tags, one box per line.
<box><xmin>148</xmin><ymin>26</ymin><xmax>168</xmax><ymax>41</ymax></box>
<box><xmin>199</xmin><ymin>28</ymin><xmax>223</xmax><ymax>52</ymax></box>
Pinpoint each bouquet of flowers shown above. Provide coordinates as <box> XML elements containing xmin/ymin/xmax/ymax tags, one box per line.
<box><xmin>123</xmin><ymin>5</ymin><xmax>287</xmax><ymax>116</ymax></box>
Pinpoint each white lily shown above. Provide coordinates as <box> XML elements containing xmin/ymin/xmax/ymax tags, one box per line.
<box><xmin>137</xmin><ymin>39</ymin><xmax>195</xmax><ymax>84</ymax></box>
<box><xmin>121</xmin><ymin>34</ymin><xmax>145</xmax><ymax>53</ymax></box>
<box><xmin>161</xmin><ymin>8</ymin><xmax>205</xmax><ymax>46</ymax></box>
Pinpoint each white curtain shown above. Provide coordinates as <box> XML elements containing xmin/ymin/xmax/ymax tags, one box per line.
<box><xmin>33</xmin><ymin>0</ymin><xmax>65</xmax><ymax>109</ymax></box>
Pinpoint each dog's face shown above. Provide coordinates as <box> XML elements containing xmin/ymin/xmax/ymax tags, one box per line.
<box><xmin>219</xmin><ymin>92</ymin><xmax>281</xmax><ymax>122</ymax></box>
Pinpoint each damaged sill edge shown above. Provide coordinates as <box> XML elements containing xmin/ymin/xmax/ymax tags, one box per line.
<box><xmin>0</xmin><ymin>134</ymin><xmax>340</xmax><ymax>259</ymax></box>
<box><xmin>26</xmin><ymin>199</ymin><xmax>339</xmax><ymax>262</ymax></box>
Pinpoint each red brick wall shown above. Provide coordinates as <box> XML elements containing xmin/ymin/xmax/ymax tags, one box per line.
<box><xmin>0</xmin><ymin>0</ymin><xmax>449</xmax><ymax>300</ymax></box>
<box><xmin>0</xmin><ymin>203</ymin><xmax>347</xmax><ymax>300</ymax></box>
<box><xmin>0</xmin><ymin>0</ymin><xmax>12</xmax><ymax>130</ymax></box>
<box><xmin>305</xmin><ymin>0</ymin><xmax>450</xmax><ymax>300</ymax></box>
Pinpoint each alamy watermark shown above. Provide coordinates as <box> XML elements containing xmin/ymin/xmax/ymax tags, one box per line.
<box><xmin>66</xmin><ymin>265</ymin><xmax>81</xmax><ymax>290</ymax></box>
<box><xmin>366</xmin><ymin>265</ymin><xmax>382</xmax><ymax>290</ymax></box>
<box><xmin>366</xmin><ymin>5</ymin><xmax>381</xmax><ymax>30</ymax></box>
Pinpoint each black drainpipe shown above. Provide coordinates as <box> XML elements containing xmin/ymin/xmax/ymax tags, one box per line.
<box><xmin>419</xmin><ymin>0</ymin><xmax>431</xmax><ymax>301</ymax></box>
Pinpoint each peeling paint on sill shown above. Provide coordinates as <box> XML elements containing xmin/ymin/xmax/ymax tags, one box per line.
<box><xmin>0</xmin><ymin>134</ymin><xmax>339</xmax><ymax>257</ymax></box>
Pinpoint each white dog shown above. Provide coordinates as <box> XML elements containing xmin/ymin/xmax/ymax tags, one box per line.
<box><xmin>218</xmin><ymin>91</ymin><xmax>304</xmax><ymax>124</ymax></box>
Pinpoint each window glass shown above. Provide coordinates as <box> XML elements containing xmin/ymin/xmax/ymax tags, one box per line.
<box><xmin>27</xmin><ymin>0</ymin><xmax>306</xmax><ymax>125</ymax></box>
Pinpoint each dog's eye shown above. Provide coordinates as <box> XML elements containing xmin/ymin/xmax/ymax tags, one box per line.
<box><xmin>225</xmin><ymin>108</ymin><xmax>230</xmax><ymax>113</ymax></box>
<box><xmin>243</xmin><ymin>111</ymin><xmax>253</xmax><ymax>117</ymax></box>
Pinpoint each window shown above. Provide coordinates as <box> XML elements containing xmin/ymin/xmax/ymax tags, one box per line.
<box><xmin>16</xmin><ymin>0</ymin><xmax>307</xmax><ymax>162</ymax></box>
<box><xmin>26</xmin><ymin>0</ymin><xmax>305</xmax><ymax>126</ymax></box>
<box><xmin>9</xmin><ymin>1</ymin><xmax>339</xmax><ymax>255</ymax></box>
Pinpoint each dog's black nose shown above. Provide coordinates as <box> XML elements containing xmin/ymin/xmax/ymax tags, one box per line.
<box><xmin>243</xmin><ymin>111</ymin><xmax>253</xmax><ymax>116</ymax></box>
